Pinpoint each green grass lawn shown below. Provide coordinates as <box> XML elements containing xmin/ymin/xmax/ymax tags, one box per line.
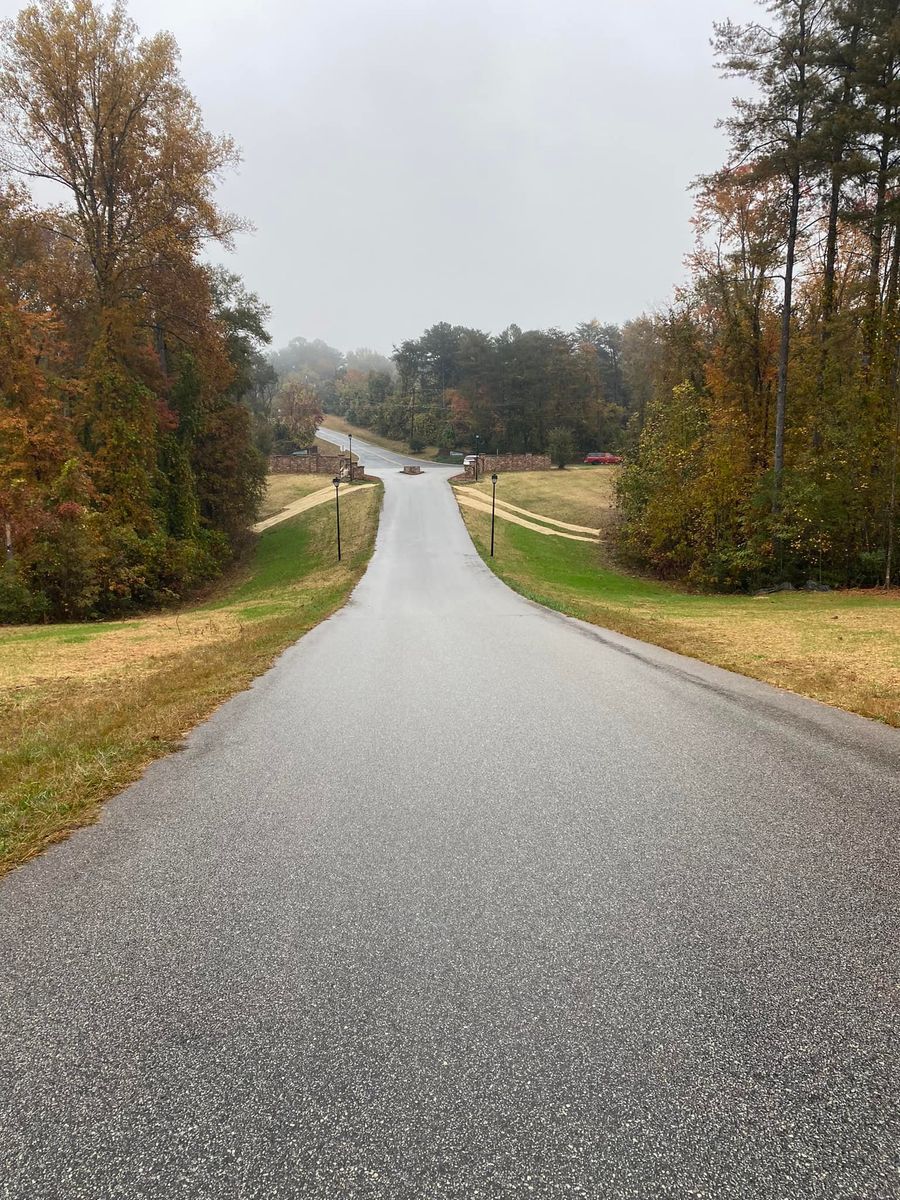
<box><xmin>458</xmin><ymin>473</ymin><xmax>900</xmax><ymax>728</ymax></box>
<box><xmin>0</xmin><ymin>482</ymin><xmax>382</xmax><ymax>874</ymax></box>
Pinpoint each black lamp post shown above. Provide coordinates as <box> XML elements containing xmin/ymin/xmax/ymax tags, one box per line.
<box><xmin>490</xmin><ymin>473</ymin><xmax>498</xmax><ymax>557</ymax></box>
<box><xmin>332</xmin><ymin>476</ymin><xmax>342</xmax><ymax>562</ymax></box>
<box><xmin>474</xmin><ymin>434</ymin><xmax>480</xmax><ymax>482</ymax></box>
<box><xmin>348</xmin><ymin>433</ymin><xmax>353</xmax><ymax>480</ymax></box>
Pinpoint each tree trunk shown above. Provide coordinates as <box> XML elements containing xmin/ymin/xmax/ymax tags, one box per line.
<box><xmin>154</xmin><ymin>322</ymin><xmax>169</xmax><ymax>376</ymax></box>
<box><xmin>822</xmin><ymin>168</ymin><xmax>842</xmax><ymax>327</ymax></box>
<box><xmin>774</xmin><ymin>165</ymin><xmax>801</xmax><ymax>508</ymax></box>
<box><xmin>822</xmin><ymin>20</ymin><xmax>859</xmax><ymax>329</ymax></box>
<box><xmin>867</xmin><ymin>132</ymin><xmax>891</xmax><ymax>345</ymax></box>
<box><xmin>773</xmin><ymin>0</ymin><xmax>810</xmax><ymax>511</ymax></box>
<box><xmin>885</xmin><ymin>339</ymin><xmax>900</xmax><ymax>588</ymax></box>
<box><xmin>814</xmin><ymin>159</ymin><xmax>845</xmax><ymax>454</ymax></box>
<box><xmin>865</xmin><ymin>65</ymin><xmax>896</xmax><ymax>362</ymax></box>
<box><xmin>886</xmin><ymin>220</ymin><xmax>900</xmax><ymax>321</ymax></box>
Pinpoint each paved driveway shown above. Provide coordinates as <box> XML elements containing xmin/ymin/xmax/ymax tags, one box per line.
<box><xmin>1</xmin><ymin>434</ymin><xmax>898</xmax><ymax>1198</ymax></box>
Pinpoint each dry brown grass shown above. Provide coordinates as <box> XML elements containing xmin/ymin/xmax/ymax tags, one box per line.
<box><xmin>258</xmin><ymin>473</ymin><xmax>332</xmax><ymax>520</ymax></box>
<box><xmin>470</xmin><ymin>467</ymin><xmax>620</xmax><ymax>530</ymax></box>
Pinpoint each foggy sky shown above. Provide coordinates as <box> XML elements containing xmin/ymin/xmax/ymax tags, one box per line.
<box><xmin>0</xmin><ymin>0</ymin><xmax>761</xmax><ymax>353</ymax></box>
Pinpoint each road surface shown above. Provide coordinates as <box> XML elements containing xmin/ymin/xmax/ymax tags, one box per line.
<box><xmin>1</xmin><ymin>434</ymin><xmax>898</xmax><ymax>1198</ymax></box>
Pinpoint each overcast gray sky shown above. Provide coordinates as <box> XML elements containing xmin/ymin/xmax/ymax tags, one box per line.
<box><xmin>2</xmin><ymin>0</ymin><xmax>761</xmax><ymax>352</ymax></box>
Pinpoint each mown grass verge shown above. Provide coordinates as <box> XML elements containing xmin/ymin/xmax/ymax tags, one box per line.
<box><xmin>458</xmin><ymin>473</ymin><xmax>900</xmax><ymax>728</ymax></box>
<box><xmin>470</xmin><ymin>465</ymin><xmax>619</xmax><ymax>527</ymax></box>
<box><xmin>0</xmin><ymin>482</ymin><xmax>382</xmax><ymax>874</ymax></box>
<box><xmin>257</xmin><ymin>473</ymin><xmax>333</xmax><ymax>520</ymax></box>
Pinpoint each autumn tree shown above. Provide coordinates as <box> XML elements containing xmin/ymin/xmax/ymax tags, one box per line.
<box><xmin>0</xmin><ymin>1</ymin><xmax>267</xmax><ymax>620</ymax></box>
<box><xmin>0</xmin><ymin>0</ymin><xmax>240</xmax><ymax>314</ymax></box>
<box><xmin>275</xmin><ymin>377</ymin><xmax>323</xmax><ymax>450</ymax></box>
<box><xmin>0</xmin><ymin>302</ymin><xmax>71</xmax><ymax>556</ymax></box>
<box><xmin>617</xmin><ymin>0</ymin><xmax>900</xmax><ymax>589</ymax></box>
<box><xmin>714</xmin><ymin>1</ymin><xmax>828</xmax><ymax>509</ymax></box>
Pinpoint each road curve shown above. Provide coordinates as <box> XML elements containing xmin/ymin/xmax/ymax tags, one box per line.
<box><xmin>1</xmin><ymin>441</ymin><xmax>898</xmax><ymax>1199</ymax></box>
<box><xmin>316</xmin><ymin>424</ymin><xmax>427</xmax><ymax>471</ymax></box>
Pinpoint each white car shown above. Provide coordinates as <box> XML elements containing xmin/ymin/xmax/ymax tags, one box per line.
<box><xmin>463</xmin><ymin>455</ymin><xmax>478</xmax><ymax>467</ymax></box>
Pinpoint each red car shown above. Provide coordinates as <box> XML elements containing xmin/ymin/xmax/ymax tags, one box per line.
<box><xmin>584</xmin><ymin>451</ymin><xmax>623</xmax><ymax>465</ymax></box>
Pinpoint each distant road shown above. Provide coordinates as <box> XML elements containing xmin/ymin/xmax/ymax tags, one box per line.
<box><xmin>317</xmin><ymin>424</ymin><xmax>429</xmax><ymax>470</ymax></box>
<box><xmin>1</xmin><ymin>461</ymin><xmax>898</xmax><ymax>1197</ymax></box>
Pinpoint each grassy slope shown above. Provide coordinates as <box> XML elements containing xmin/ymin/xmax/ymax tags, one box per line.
<box><xmin>458</xmin><ymin>472</ymin><xmax>900</xmax><ymax>728</ymax></box>
<box><xmin>258</xmin><ymin>473</ymin><xmax>332</xmax><ymax>520</ymax></box>
<box><xmin>0</xmin><ymin>482</ymin><xmax>382</xmax><ymax>874</ymax></box>
<box><xmin>471</xmin><ymin>467</ymin><xmax>618</xmax><ymax>538</ymax></box>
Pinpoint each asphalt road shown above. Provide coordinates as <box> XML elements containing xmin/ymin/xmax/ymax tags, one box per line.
<box><xmin>316</xmin><ymin>425</ymin><xmax>431</xmax><ymax>470</ymax></box>
<box><xmin>2</xmin><ymin>436</ymin><xmax>898</xmax><ymax>1199</ymax></box>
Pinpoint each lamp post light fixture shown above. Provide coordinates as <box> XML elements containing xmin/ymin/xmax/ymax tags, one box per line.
<box><xmin>332</xmin><ymin>476</ymin><xmax>342</xmax><ymax>562</ymax></box>
<box><xmin>490</xmin><ymin>473</ymin><xmax>498</xmax><ymax>557</ymax></box>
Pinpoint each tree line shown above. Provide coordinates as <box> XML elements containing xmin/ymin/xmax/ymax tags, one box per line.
<box><xmin>269</xmin><ymin>322</ymin><xmax>641</xmax><ymax>457</ymax></box>
<box><xmin>619</xmin><ymin>0</ymin><xmax>900</xmax><ymax>589</ymax></box>
<box><xmin>0</xmin><ymin>0</ymin><xmax>270</xmax><ymax>620</ymax></box>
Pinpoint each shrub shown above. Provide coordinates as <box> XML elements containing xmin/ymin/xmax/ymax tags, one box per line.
<box><xmin>0</xmin><ymin>560</ymin><xmax>48</xmax><ymax>623</ymax></box>
<box><xmin>547</xmin><ymin>427</ymin><xmax>575</xmax><ymax>468</ymax></box>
